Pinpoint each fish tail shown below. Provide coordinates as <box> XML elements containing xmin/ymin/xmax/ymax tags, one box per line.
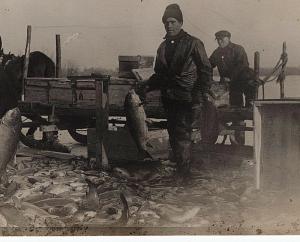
<box><xmin>119</xmin><ymin>193</ymin><xmax>129</xmax><ymax>225</ymax></box>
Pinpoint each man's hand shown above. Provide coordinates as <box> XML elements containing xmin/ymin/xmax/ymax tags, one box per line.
<box><xmin>248</xmin><ymin>79</ymin><xmax>263</xmax><ymax>88</ymax></box>
<box><xmin>204</xmin><ymin>90</ymin><xmax>219</xmax><ymax>101</ymax></box>
<box><xmin>135</xmin><ymin>81</ymin><xmax>148</xmax><ymax>101</ymax></box>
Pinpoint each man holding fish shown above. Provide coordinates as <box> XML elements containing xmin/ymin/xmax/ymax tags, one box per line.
<box><xmin>137</xmin><ymin>4</ymin><xmax>212</xmax><ymax>178</ymax></box>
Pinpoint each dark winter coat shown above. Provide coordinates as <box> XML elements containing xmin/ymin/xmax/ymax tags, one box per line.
<box><xmin>147</xmin><ymin>30</ymin><xmax>212</xmax><ymax>104</ymax></box>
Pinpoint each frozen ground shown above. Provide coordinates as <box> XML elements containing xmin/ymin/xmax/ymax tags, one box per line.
<box><xmin>0</xmin><ymin>130</ymin><xmax>298</xmax><ymax>235</ymax></box>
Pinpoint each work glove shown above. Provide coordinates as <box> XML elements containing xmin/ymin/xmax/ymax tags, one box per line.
<box><xmin>135</xmin><ymin>81</ymin><xmax>148</xmax><ymax>102</ymax></box>
<box><xmin>247</xmin><ymin>79</ymin><xmax>263</xmax><ymax>88</ymax></box>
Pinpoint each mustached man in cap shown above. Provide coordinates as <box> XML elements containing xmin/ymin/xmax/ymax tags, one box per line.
<box><xmin>138</xmin><ymin>4</ymin><xmax>212</xmax><ymax>179</ymax></box>
<box><xmin>209</xmin><ymin>30</ymin><xmax>258</xmax><ymax>108</ymax></box>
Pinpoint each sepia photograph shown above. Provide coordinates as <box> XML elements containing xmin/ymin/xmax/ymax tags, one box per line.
<box><xmin>0</xmin><ymin>0</ymin><xmax>299</xmax><ymax>237</ymax></box>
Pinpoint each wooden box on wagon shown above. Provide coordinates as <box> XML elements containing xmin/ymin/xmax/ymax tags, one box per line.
<box><xmin>254</xmin><ymin>99</ymin><xmax>300</xmax><ymax>191</ymax></box>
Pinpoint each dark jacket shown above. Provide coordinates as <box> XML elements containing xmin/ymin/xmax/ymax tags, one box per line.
<box><xmin>147</xmin><ymin>30</ymin><xmax>212</xmax><ymax>103</ymax></box>
<box><xmin>209</xmin><ymin>42</ymin><xmax>249</xmax><ymax>82</ymax></box>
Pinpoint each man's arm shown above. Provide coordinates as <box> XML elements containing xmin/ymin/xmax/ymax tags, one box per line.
<box><xmin>140</xmin><ymin>45</ymin><xmax>165</xmax><ymax>93</ymax></box>
<box><xmin>209</xmin><ymin>50</ymin><xmax>217</xmax><ymax>69</ymax></box>
<box><xmin>192</xmin><ymin>39</ymin><xmax>213</xmax><ymax>103</ymax></box>
<box><xmin>231</xmin><ymin>45</ymin><xmax>249</xmax><ymax>82</ymax></box>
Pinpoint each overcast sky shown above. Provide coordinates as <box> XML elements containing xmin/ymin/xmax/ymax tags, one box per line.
<box><xmin>1</xmin><ymin>0</ymin><xmax>300</xmax><ymax>69</ymax></box>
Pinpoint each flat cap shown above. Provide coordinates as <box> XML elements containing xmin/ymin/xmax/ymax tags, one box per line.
<box><xmin>215</xmin><ymin>30</ymin><xmax>231</xmax><ymax>39</ymax></box>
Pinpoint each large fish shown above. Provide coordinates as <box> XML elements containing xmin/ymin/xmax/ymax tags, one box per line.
<box><xmin>0</xmin><ymin>108</ymin><xmax>21</xmax><ymax>182</ymax></box>
<box><xmin>124</xmin><ymin>89</ymin><xmax>151</xmax><ymax>160</ymax></box>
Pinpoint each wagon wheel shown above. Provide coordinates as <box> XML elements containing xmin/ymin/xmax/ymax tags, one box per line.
<box><xmin>68</xmin><ymin>129</ymin><xmax>87</xmax><ymax>145</ymax></box>
<box><xmin>20</xmin><ymin>114</ymin><xmax>70</xmax><ymax>153</ymax></box>
<box><xmin>20</xmin><ymin>114</ymin><xmax>47</xmax><ymax>149</ymax></box>
<box><xmin>200</xmin><ymin>101</ymin><xmax>219</xmax><ymax>144</ymax></box>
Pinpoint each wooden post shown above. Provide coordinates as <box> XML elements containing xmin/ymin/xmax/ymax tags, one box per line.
<box><xmin>55</xmin><ymin>34</ymin><xmax>61</xmax><ymax>78</ymax></box>
<box><xmin>95</xmin><ymin>76</ymin><xmax>110</xmax><ymax>170</ymax></box>
<box><xmin>254</xmin><ymin>103</ymin><xmax>262</xmax><ymax>190</ymax></box>
<box><xmin>254</xmin><ymin>51</ymin><xmax>261</xmax><ymax>100</ymax></box>
<box><xmin>280</xmin><ymin>42</ymin><xmax>287</xmax><ymax>99</ymax></box>
<box><xmin>22</xmin><ymin>25</ymin><xmax>32</xmax><ymax>101</ymax></box>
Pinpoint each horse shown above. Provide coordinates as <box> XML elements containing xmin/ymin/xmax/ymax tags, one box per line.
<box><xmin>0</xmin><ymin>51</ymin><xmax>55</xmax><ymax>118</ymax></box>
<box><xmin>4</xmin><ymin>51</ymin><xmax>55</xmax><ymax>100</ymax></box>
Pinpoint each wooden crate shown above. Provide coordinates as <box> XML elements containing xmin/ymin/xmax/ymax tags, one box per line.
<box><xmin>49</xmin><ymin>79</ymin><xmax>73</xmax><ymax>105</ymax></box>
<box><xmin>118</xmin><ymin>56</ymin><xmax>154</xmax><ymax>78</ymax></box>
<box><xmin>74</xmin><ymin>79</ymin><xmax>96</xmax><ymax>106</ymax></box>
<box><xmin>254</xmin><ymin>99</ymin><xmax>300</xmax><ymax>191</ymax></box>
<box><xmin>25</xmin><ymin>86</ymin><xmax>49</xmax><ymax>103</ymax></box>
<box><xmin>24</xmin><ymin>78</ymin><xmax>71</xmax><ymax>104</ymax></box>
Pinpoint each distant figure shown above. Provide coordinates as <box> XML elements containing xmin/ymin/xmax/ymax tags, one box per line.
<box><xmin>0</xmin><ymin>36</ymin><xmax>16</xmax><ymax>67</ymax></box>
<box><xmin>209</xmin><ymin>30</ymin><xmax>258</xmax><ymax>108</ymax></box>
<box><xmin>137</xmin><ymin>4</ymin><xmax>212</xmax><ymax>178</ymax></box>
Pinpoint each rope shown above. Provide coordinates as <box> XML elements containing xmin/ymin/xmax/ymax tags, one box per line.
<box><xmin>261</xmin><ymin>52</ymin><xmax>288</xmax><ymax>84</ymax></box>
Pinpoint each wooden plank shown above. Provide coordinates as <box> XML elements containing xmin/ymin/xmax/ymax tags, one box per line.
<box><xmin>55</xmin><ymin>35</ymin><xmax>61</xmax><ymax>78</ymax></box>
<box><xmin>95</xmin><ymin>79</ymin><xmax>109</xmax><ymax>170</ymax></box>
<box><xmin>254</xmin><ymin>103</ymin><xmax>262</xmax><ymax>189</ymax></box>
<box><xmin>49</xmin><ymin>79</ymin><xmax>71</xmax><ymax>88</ymax></box>
<box><xmin>280</xmin><ymin>42</ymin><xmax>287</xmax><ymax>99</ymax></box>
<box><xmin>26</xmin><ymin>77</ymin><xmax>68</xmax><ymax>81</ymax></box>
<box><xmin>49</xmin><ymin>88</ymin><xmax>73</xmax><ymax>104</ymax></box>
<box><xmin>24</xmin><ymin>87</ymin><xmax>49</xmax><ymax>103</ymax></box>
<box><xmin>258</xmin><ymin>103</ymin><xmax>300</xmax><ymax>191</ymax></box>
<box><xmin>39</xmin><ymin>151</ymin><xmax>76</xmax><ymax>160</ymax></box>
<box><xmin>254</xmin><ymin>51</ymin><xmax>261</xmax><ymax>100</ymax></box>
<box><xmin>76</xmin><ymin>80</ymin><xmax>95</xmax><ymax>89</ymax></box>
<box><xmin>25</xmin><ymin>78</ymin><xmax>50</xmax><ymax>87</ymax></box>
<box><xmin>255</xmin><ymin>100</ymin><xmax>300</xmax><ymax>105</ymax></box>
<box><xmin>285</xmin><ymin>110</ymin><xmax>300</xmax><ymax>192</ymax></box>
<box><xmin>102</xmin><ymin>78</ymin><xmax>109</xmax><ymax>169</ymax></box>
<box><xmin>22</xmin><ymin>25</ymin><xmax>31</xmax><ymax>101</ymax></box>
<box><xmin>76</xmin><ymin>90</ymin><xmax>96</xmax><ymax>105</ymax></box>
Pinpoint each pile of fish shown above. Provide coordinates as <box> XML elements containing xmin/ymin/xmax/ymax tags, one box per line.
<box><xmin>1</xmin><ymin>146</ymin><xmax>299</xmax><ymax>234</ymax></box>
<box><xmin>0</xmin><ymin>108</ymin><xmax>299</xmax><ymax>234</ymax></box>
<box><xmin>0</xmin><ymin>145</ymin><xmax>260</xmax><ymax>231</ymax></box>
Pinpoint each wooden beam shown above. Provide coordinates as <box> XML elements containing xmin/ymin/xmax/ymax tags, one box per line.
<box><xmin>254</xmin><ymin>103</ymin><xmax>262</xmax><ymax>190</ymax></box>
<box><xmin>22</xmin><ymin>25</ymin><xmax>32</xmax><ymax>101</ymax></box>
<box><xmin>254</xmin><ymin>51</ymin><xmax>261</xmax><ymax>100</ymax></box>
<box><xmin>280</xmin><ymin>42</ymin><xmax>287</xmax><ymax>99</ymax></box>
<box><xmin>95</xmin><ymin>77</ymin><xmax>110</xmax><ymax>170</ymax></box>
<box><xmin>55</xmin><ymin>34</ymin><xmax>61</xmax><ymax>78</ymax></box>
